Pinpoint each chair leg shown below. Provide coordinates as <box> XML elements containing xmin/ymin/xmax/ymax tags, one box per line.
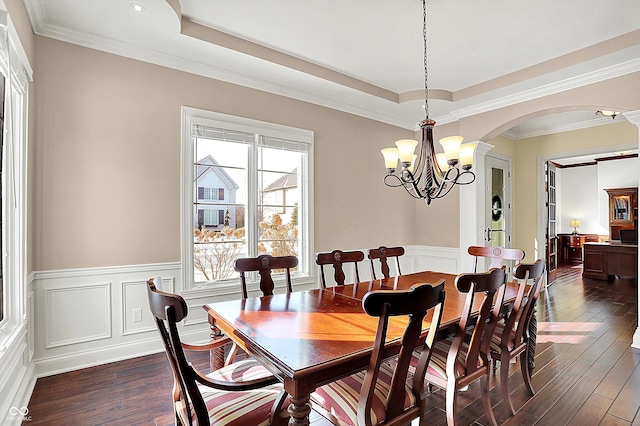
<box><xmin>501</xmin><ymin>352</ymin><xmax>516</xmax><ymax>416</ymax></box>
<box><xmin>491</xmin><ymin>356</ymin><xmax>498</xmax><ymax>375</ymax></box>
<box><xmin>480</xmin><ymin>374</ymin><xmax>498</xmax><ymax>426</ymax></box>
<box><xmin>520</xmin><ymin>350</ymin><xmax>535</xmax><ymax>396</ymax></box>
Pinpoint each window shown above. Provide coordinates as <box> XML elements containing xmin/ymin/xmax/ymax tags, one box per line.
<box><xmin>199</xmin><ymin>187</ymin><xmax>224</xmax><ymax>201</ymax></box>
<box><xmin>182</xmin><ymin>108</ymin><xmax>313</xmax><ymax>289</ymax></box>
<box><xmin>0</xmin><ymin>17</ymin><xmax>30</xmax><ymax>340</ymax></box>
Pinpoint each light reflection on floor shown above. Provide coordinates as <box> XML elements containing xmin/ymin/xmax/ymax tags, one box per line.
<box><xmin>535</xmin><ymin>321</ymin><xmax>603</xmax><ymax>343</ymax></box>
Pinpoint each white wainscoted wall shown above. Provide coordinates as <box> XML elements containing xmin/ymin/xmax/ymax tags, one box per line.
<box><xmin>30</xmin><ymin>245</ymin><xmax>460</xmax><ymax>378</ymax></box>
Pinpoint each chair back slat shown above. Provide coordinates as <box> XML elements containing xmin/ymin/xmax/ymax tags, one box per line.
<box><xmin>367</xmin><ymin>246</ymin><xmax>405</xmax><ymax>279</ymax></box>
<box><xmin>235</xmin><ymin>254</ymin><xmax>298</xmax><ymax>298</ymax></box>
<box><xmin>512</xmin><ymin>259</ymin><xmax>546</xmax><ymax>346</ymax></box>
<box><xmin>358</xmin><ymin>281</ymin><xmax>446</xmax><ymax>425</ymax></box>
<box><xmin>453</xmin><ymin>267</ymin><xmax>507</xmax><ymax>376</ymax></box>
<box><xmin>315</xmin><ymin>249</ymin><xmax>364</xmax><ymax>288</ymax></box>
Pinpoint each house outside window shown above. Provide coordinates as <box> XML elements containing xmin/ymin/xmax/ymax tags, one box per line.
<box><xmin>182</xmin><ymin>108</ymin><xmax>313</xmax><ymax>289</ymax></box>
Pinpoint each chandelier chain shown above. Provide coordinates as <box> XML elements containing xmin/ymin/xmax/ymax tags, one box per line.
<box><xmin>423</xmin><ymin>0</ymin><xmax>429</xmax><ymax>119</ymax></box>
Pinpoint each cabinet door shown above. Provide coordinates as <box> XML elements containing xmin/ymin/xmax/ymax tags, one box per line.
<box><xmin>611</xmin><ymin>194</ymin><xmax>632</xmax><ymax>223</ymax></box>
<box><xmin>583</xmin><ymin>247</ymin><xmax>606</xmax><ymax>280</ymax></box>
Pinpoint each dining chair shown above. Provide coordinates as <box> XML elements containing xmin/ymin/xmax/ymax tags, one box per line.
<box><xmin>146</xmin><ymin>278</ymin><xmax>289</xmax><ymax>426</ymax></box>
<box><xmin>490</xmin><ymin>259</ymin><xmax>546</xmax><ymax>415</ymax></box>
<box><xmin>315</xmin><ymin>249</ymin><xmax>365</xmax><ymax>288</ymax></box>
<box><xmin>367</xmin><ymin>246</ymin><xmax>405</xmax><ymax>280</ymax></box>
<box><xmin>227</xmin><ymin>254</ymin><xmax>298</xmax><ymax>365</ymax></box>
<box><xmin>422</xmin><ymin>267</ymin><xmax>507</xmax><ymax>426</ymax></box>
<box><xmin>235</xmin><ymin>254</ymin><xmax>298</xmax><ymax>299</ymax></box>
<box><xmin>311</xmin><ymin>281</ymin><xmax>446</xmax><ymax>426</ymax></box>
<box><xmin>468</xmin><ymin>245</ymin><xmax>525</xmax><ymax>272</ymax></box>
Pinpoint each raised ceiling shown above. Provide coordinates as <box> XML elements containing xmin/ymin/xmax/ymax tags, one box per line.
<box><xmin>23</xmin><ymin>0</ymin><xmax>640</xmax><ymax>137</ymax></box>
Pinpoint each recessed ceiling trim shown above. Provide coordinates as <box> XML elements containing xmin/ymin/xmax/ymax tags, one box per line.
<box><xmin>399</xmin><ymin>88</ymin><xmax>453</xmax><ymax>103</ymax></box>
<box><xmin>455</xmin><ymin>30</ymin><xmax>640</xmax><ymax>101</ymax></box>
<box><xmin>449</xmin><ymin>58</ymin><xmax>640</xmax><ymax>121</ymax></box>
<box><xmin>180</xmin><ymin>18</ymin><xmax>400</xmax><ymax>104</ymax></box>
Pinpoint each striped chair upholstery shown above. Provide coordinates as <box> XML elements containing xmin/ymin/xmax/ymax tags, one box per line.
<box><xmin>311</xmin><ymin>363</ymin><xmax>416</xmax><ymax>426</ymax></box>
<box><xmin>190</xmin><ymin>361</ymin><xmax>285</xmax><ymax>426</ymax></box>
<box><xmin>311</xmin><ymin>282</ymin><xmax>446</xmax><ymax>426</ymax></box>
<box><xmin>147</xmin><ymin>278</ymin><xmax>288</xmax><ymax>425</ymax></box>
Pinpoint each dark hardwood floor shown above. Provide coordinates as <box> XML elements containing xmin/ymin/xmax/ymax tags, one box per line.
<box><xmin>25</xmin><ymin>264</ymin><xmax>639</xmax><ymax>425</ymax></box>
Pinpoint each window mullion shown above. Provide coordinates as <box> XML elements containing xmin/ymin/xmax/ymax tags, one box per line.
<box><xmin>246</xmin><ymin>134</ymin><xmax>259</xmax><ymax>259</ymax></box>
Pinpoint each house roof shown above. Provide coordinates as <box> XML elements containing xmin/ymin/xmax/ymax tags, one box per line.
<box><xmin>264</xmin><ymin>169</ymin><xmax>297</xmax><ymax>192</ymax></box>
<box><xmin>195</xmin><ymin>155</ymin><xmax>239</xmax><ymax>190</ymax></box>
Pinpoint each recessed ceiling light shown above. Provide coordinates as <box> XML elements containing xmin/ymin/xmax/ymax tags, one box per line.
<box><xmin>130</xmin><ymin>3</ymin><xmax>145</xmax><ymax>12</ymax></box>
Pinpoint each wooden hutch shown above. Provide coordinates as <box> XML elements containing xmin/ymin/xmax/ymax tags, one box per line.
<box><xmin>605</xmin><ymin>187</ymin><xmax>637</xmax><ymax>240</ymax></box>
<box><xmin>582</xmin><ymin>187</ymin><xmax>638</xmax><ymax>281</ymax></box>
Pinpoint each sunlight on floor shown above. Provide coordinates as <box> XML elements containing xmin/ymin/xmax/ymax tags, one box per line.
<box><xmin>536</xmin><ymin>321</ymin><xmax>604</xmax><ymax>343</ymax></box>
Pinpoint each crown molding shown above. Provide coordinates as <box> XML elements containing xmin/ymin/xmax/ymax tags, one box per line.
<box><xmin>26</xmin><ymin>11</ymin><xmax>640</xmax><ymax>133</ymax></box>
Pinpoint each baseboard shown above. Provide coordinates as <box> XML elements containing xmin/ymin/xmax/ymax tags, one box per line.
<box><xmin>34</xmin><ymin>328</ymin><xmax>210</xmax><ymax>378</ymax></box>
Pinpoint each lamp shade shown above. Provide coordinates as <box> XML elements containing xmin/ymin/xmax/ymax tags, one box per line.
<box><xmin>459</xmin><ymin>143</ymin><xmax>477</xmax><ymax>168</ymax></box>
<box><xmin>381</xmin><ymin>148</ymin><xmax>399</xmax><ymax>171</ymax></box>
<box><xmin>439</xmin><ymin>136</ymin><xmax>464</xmax><ymax>162</ymax></box>
<box><xmin>395</xmin><ymin>139</ymin><xmax>419</xmax><ymax>164</ymax></box>
<box><xmin>570</xmin><ymin>219</ymin><xmax>581</xmax><ymax>228</ymax></box>
<box><xmin>436</xmin><ymin>153</ymin><xmax>449</xmax><ymax>172</ymax></box>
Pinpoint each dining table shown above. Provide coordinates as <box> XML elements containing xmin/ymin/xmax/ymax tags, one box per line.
<box><xmin>203</xmin><ymin>270</ymin><xmax>522</xmax><ymax>425</ymax></box>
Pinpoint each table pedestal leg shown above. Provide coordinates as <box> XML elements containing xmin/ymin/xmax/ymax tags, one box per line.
<box><xmin>208</xmin><ymin>316</ymin><xmax>226</xmax><ymax>371</ymax></box>
<box><xmin>287</xmin><ymin>395</ymin><xmax>311</xmax><ymax>425</ymax></box>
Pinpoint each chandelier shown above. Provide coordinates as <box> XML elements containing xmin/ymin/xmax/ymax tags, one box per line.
<box><xmin>381</xmin><ymin>0</ymin><xmax>476</xmax><ymax>204</ymax></box>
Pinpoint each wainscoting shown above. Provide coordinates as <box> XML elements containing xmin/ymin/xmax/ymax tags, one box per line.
<box><xmin>30</xmin><ymin>245</ymin><xmax>460</xmax><ymax>379</ymax></box>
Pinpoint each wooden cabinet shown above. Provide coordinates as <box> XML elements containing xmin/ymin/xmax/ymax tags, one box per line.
<box><xmin>559</xmin><ymin>233</ymin><xmax>598</xmax><ymax>263</ymax></box>
<box><xmin>605</xmin><ymin>187</ymin><xmax>637</xmax><ymax>240</ymax></box>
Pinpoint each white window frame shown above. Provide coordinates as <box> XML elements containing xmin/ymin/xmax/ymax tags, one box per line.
<box><xmin>181</xmin><ymin>107</ymin><xmax>314</xmax><ymax>291</ymax></box>
<box><xmin>0</xmin><ymin>9</ymin><xmax>31</xmax><ymax>358</ymax></box>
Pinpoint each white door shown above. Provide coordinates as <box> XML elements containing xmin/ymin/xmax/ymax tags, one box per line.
<box><xmin>483</xmin><ymin>156</ymin><xmax>514</xmax><ymax>270</ymax></box>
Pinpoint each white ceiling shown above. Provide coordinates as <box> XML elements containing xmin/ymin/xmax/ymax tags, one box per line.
<box><xmin>23</xmin><ymin>0</ymin><xmax>640</xmax><ymax>140</ymax></box>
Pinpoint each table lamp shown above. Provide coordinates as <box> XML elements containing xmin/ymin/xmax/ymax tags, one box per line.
<box><xmin>570</xmin><ymin>219</ymin><xmax>581</xmax><ymax>235</ymax></box>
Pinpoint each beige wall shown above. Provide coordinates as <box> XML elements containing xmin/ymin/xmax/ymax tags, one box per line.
<box><xmin>32</xmin><ymin>36</ymin><xmax>418</xmax><ymax>270</ymax></box>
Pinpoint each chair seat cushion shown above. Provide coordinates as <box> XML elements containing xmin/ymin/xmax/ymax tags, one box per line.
<box><xmin>311</xmin><ymin>361</ymin><xmax>416</xmax><ymax>426</ymax></box>
<box><xmin>184</xmin><ymin>360</ymin><xmax>285</xmax><ymax>426</ymax></box>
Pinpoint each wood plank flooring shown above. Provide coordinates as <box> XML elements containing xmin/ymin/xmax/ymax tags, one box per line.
<box><xmin>24</xmin><ymin>264</ymin><xmax>639</xmax><ymax>425</ymax></box>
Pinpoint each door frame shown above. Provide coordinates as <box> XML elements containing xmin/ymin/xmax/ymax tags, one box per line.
<box><xmin>536</xmin><ymin>142</ymin><xmax>638</xmax><ymax>268</ymax></box>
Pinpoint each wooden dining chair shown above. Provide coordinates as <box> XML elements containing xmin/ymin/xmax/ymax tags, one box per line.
<box><xmin>146</xmin><ymin>278</ymin><xmax>289</xmax><ymax>426</ymax></box>
<box><xmin>235</xmin><ymin>254</ymin><xmax>298</xmax><ymax>299</ymax></box>
<box><xmin>422</xmin><ymin>267</ymin><xmax>507</xmax><ymax>426</ymax></box>
<box><xmin>227</xmin><ymin>254</ymin><xmax>298</xmax><ymax>365</ymax></box>
<box><xmin>489</xmin><ymin>259</ymin><xmax>546</xmax><ymax>415</ymax></box>
<box><xmin>367</xmin><ymin>246</ymin><xmax>405</xmax><ymax>280</ymax></box>
<box><xmin>468</xmin><ymin>245</ymin><xmax>525</xmax><ymax>272</ymax></box>
<box><xmin>315</xmin><ymin>249</ymin><xmax>365</xmax><ymax>288</ymax></box>
<box><xmin>311</xmin><ymin>281</ymin><xmax>446</xmax><ymax>426</ymax></box>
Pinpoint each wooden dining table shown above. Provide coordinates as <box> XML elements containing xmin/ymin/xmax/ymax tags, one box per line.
<box><xmin>204</xmin><ymin>270</ymin><xmax>521</xmax><ymax>425</ymax></box>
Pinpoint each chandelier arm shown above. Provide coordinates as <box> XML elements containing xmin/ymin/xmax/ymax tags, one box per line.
<box><xmin>430</xmin><ymin>167</ymin><xmax>460</xmax><ymax>199</ymax></box>
<box><xmin>384</xmin><ymin>173</ymin><xmax>429</xmax><ymax>199</ymax></box>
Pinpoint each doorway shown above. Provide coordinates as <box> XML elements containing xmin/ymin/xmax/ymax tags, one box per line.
<box><xmin>483</xmin><ymin>155</ymin><xmax>514</xmax><ymax>273</ymax></box>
